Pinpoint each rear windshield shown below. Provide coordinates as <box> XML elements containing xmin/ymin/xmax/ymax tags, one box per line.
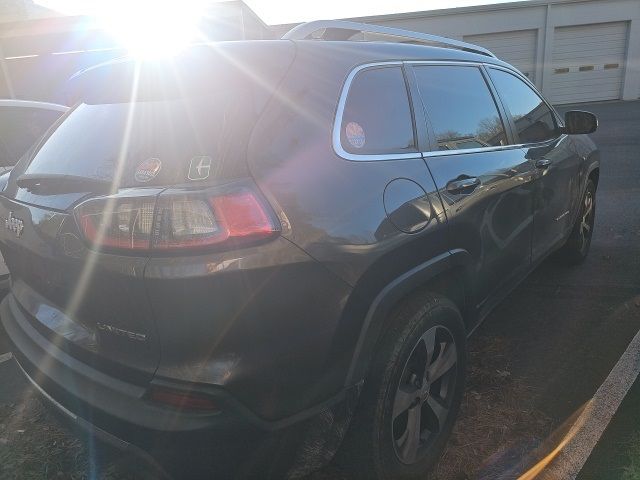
<box><xmin>24</xmin><ymin>92</ymin><xmax>251</xmax><ymax>188</ymax></box>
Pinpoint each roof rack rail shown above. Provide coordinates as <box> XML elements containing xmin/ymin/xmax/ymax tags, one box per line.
<box><xmin>282</xmin><ymin>20</ymin><xmax>496</xmax><ymax>58</ymax></box>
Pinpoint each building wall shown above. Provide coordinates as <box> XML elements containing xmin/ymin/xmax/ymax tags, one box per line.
<box><xmin>0</xmin><ymin>1</ymin><xmax>272</xmax><ymax>103</ymax></box>
<box><xmin>275</xmin><ymin>0</ymin><xmax>640</xmax><ymax>103</ymax></box>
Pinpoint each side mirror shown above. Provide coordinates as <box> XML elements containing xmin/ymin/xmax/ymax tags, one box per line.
<box><xmin>563</xmin><ymin>110</ymin><xmax>598</xmax><ymax>135</ymax></box>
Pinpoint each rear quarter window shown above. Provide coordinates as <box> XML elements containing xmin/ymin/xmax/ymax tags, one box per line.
<box><xmin>340</xmin><ymin>66</ymin><xmax>417</xmax><ymax>156</ymax></box>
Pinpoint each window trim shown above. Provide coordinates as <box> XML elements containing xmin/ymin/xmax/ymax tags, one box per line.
<box><xmin>333</xmin><ymin>60</ymin><xmax>565</xmax><ymax>161</ymax></box>
<box><xmin>333</xmin><ymin>62</ymin><xmax>422</xmax><ymax>161</ymax></box>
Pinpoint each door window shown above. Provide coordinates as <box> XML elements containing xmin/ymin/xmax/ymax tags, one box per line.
<box><xmin>412</xmin><ymin>65</ymin><xmax>507</xmax><ymax>151</ymax></box>
<box><xmin>340</xmin><ymin>66</ymin><xmax>416</xmax><ymax>155</ymax></box>
<box><xmin>488</xmin><ymin>68</ymin><xmax>559</xmax><ymax>144</ymax></box>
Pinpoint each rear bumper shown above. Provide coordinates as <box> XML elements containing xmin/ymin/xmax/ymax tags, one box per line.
<box><xmin>12</xmin><ymin>356</ymin><xmax>170</xmax><ymax>477</ymax></box>
<box><xmin>1</xmin><ymin>293</ymin><xmax>359</xmax><ymax>477</ymax></box>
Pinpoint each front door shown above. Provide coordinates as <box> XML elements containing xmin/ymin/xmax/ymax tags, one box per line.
<box><xmin>486</xmin><ymin>67</ymin><xmax>581</xmax><ymax>262</ymax></box>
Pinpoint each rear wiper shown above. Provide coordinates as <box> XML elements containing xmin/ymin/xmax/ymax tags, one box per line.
<box><xmin>16</xmin><ymin>173</ymin><xmax>113</xmax><ymax>194</ymax></box>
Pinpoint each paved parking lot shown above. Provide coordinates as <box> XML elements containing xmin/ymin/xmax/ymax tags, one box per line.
<box><xmin>0</xmin><ymin>100</ymin><xmax>639</xmax><ymax>479</ymax></box>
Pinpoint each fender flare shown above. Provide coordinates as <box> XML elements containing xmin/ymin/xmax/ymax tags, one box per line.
<box><xmin>567</xmin><ymin>157</ymin><xmax>599</xmax><ymax>228</ymax></box>
<box><xmin>344</xmin><ymin>249</ymin><xmax>472</xmax><ymax>386</ymax></box>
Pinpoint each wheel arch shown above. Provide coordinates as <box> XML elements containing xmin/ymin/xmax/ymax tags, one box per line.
<box><xmin>587</xmin><ymin>165</ymin><xmax>600</xmax><ymax>189</ymax></box>
<box><xmin>344</xmin><ymin>249</ymin><xmax>473</xmax><ymax>386</ymax></box>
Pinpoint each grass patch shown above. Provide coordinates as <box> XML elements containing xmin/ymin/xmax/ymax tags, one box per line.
<box><xmin>0</xmin><ymin>397</ymin><xmax>88</xmax><ymax>480</ymax></box>
<box><xmin>431</xmin><ymin>335</ymin><xmax>552</xmax><ymax>480</ymax></box>
<box><xmin>0</xmin><ymin>395</ymin><xmax>154</xmax><ymax>479</ymax></box>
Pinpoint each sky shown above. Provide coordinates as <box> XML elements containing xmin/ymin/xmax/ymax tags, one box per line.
<box><xmin>35</xmin><ymin>0</ymin><xmax>525</xmax><ymax>25</ymax></box>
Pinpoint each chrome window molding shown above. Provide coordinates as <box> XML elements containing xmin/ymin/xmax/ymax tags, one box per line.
<box><xmin>332</xmin><ymin>61</ymin><xmax>422</xmax><ymax>162</ymax></box>
<box><xmin>420</xmin><ymin>135</ymin><xmax>566</xmax><ymax>158</ymax></box>
<box><xmin>508</xmin><ymin>135</ymin><xmax>568</xmax><ymax>150</ymax></box>
<box><xmin>333</xmin><ymin>60</ymin><xmax>565</xmax><ymax>161</ymax></box>
<box><xmin>422</xmin><ymin>144</ymin><xmax>523</xmax><ymax>158</ymax></box>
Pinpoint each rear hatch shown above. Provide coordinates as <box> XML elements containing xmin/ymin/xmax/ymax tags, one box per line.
<box><xmin>0</xmin><ymin>42</ymin><xmax>294</xmax><ymax>382</ymax></box>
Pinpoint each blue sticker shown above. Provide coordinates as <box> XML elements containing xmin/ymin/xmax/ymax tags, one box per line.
<box><xmin>345</xmin><ymin>122</ymin><xmax>366</xmax><ymax>149</ymax></box>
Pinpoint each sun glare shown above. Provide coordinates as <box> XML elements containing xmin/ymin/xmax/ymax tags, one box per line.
<box><xmin>97</xmin><ymin>0</ymin><xmax>205</xmax><ymax>58</ymax></box>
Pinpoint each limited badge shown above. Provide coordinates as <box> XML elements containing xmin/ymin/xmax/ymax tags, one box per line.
<box><xmin>188</xmin><ymin>156</ymin><xmax>214</xmax><ymax>181</ymax></box>
<box><xmin>345</xmin><ymin>121</ymin><xmax>366</xmax><ymax>149</ymax></box>
<box><xmin>134</xmin><ymin>158</ymin><xmax>162</xmax><ymax>183</ymax></box>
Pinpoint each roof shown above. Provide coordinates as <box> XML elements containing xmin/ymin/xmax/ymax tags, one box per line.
<box><xmin>288</xmin><ymin>39</ymin><xmax>514</xmax><ymax>70</ymax></box>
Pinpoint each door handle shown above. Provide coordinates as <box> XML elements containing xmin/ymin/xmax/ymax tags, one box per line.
<box><xmin>535</xmin><ymin>158</ymin><xmax>552</xmax><ymax>169</ymax></box>
<box><xmin>446</xmin><ymin>176</ymin><xmax>481</xmax><ymax>194</ymax></box>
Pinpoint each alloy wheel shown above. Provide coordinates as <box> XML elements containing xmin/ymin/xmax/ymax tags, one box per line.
<box><xmin>580</xmin><ymin>190</ymin><xmax>595</xmax><ymax>250</ymax></box>
<box><xmin>391</xmin><ymin>325</ymin><xmax>458</xmax><ymax>464</ymax></box>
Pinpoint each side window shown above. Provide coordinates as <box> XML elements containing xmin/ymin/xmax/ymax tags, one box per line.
<box><xmin>412</xmin><ymin>65</ymin><xmax>507</xmax><ymax>151</ymax></box>
<box><xmin>340</xmin><ymin>66</ymin><xmax>416</xmax><ymax>155</ymax></box>
<box><xmin>488</xmin><ymin>68</ymin><xmax>558</xmax><ymax>144</ymax></box>
<box><xmin>0</xmin><ymin>107</ymin><xmax>63</xmax><ymax>167</ymax></box>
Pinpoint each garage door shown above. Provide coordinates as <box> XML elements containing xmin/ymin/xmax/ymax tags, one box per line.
<box><xmin>464</xmin><ymin>30</ymin><xmax>537</xmax><ymax>83</ymax></box>
<box><xmin>551</xmin><ymin>22</ymin><xmax>628</xmax><ymax>104</ymax></box>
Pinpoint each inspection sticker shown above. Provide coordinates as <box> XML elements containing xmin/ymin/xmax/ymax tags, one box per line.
<box><xmin>134</xmin><ymin>158</ymin><xmax>162</xmax><ymax>183</ymax></box>
<box><xmin>345</xmin><ymin>121</ymin><xmax>366</xmax><ymax>149</ymax></box>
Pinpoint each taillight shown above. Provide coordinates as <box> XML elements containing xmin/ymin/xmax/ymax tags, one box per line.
<box><xmin>152</xmin><ymin>196</ymin><xmax>224</xmax><ymax>250</ymax></box>
<box><xmin>74</xmin><ymin>186</ymin><xmax>280</xmax><ymax>253</ymax></box>
<box><xmin>76</xmin><ymin>196</ymin><xmax>155</xmax><ymax>250</ymax></box>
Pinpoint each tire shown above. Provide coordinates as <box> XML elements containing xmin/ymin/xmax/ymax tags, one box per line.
<box><xmin>343</xmin><ymin>292</ymin><xmax>466</xmax><ymax>480</ymax></box>
<box><xmin>555</xmin><ymin>179</ymin><xmax>596</xmax><ymax>265</ymax></box>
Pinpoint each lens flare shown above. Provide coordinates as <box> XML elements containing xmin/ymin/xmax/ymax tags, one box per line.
<box><xmin>97</xmin><ymin>0</ymin><xmax>205</xmax><ymax>58</ymax></box>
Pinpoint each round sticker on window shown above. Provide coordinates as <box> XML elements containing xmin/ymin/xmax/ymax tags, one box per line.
<box><xmin>345</xmin><ymin>122</ymin><xmax>366</xmax><ymax>149</ymax></box>
<box><xmin>134</xmin><ymin>158</ymin><xmax>162</xmax><ymax>183</ymax></box>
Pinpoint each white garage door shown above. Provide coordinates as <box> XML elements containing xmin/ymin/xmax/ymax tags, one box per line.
<box><xmin>551</xmin><ymin>22</ymin><xmax>628</xmax><ymax>104</ymax></box>
<box><xmin>464</xmin><ymin>30</ymin><xmax>537</xmax><ymax>83</ymax></box>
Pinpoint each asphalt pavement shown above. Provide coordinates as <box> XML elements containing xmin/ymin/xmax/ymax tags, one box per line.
<box><xmin>487</xmin><ymin>100</ymin><xmax>640</xmax><ymax>423</ymax></box>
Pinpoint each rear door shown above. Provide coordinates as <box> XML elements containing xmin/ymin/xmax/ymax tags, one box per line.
<box><xmin>486</xmin><ymin>67</ymin><xmax>580</xmax><ymax>262</ymax></box>
<box><xmin>409</xmin><ymin>63</ymin><xmax>536</xmax><ymax>311</ymax></box>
